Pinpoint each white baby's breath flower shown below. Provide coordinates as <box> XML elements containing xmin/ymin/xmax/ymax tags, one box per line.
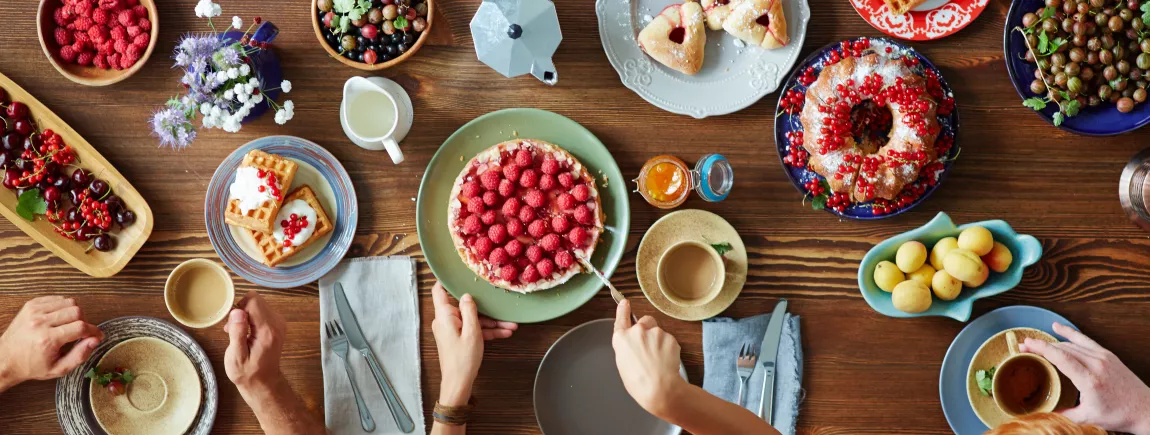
<box><xmin>202</xmin><ymin>115</ymin><xmax>217</xmax><ymax>129</ymax></box>
<box><xmin>199</xmin><ymin>102</ymin><xmax>212</xmax><ymax>115</ymax></box>
<box><xmin>223</xmin><ymin>89</ymin><xmax>234</xmax><ymax>100</ymax></box>
<box><xmin>237</xmin><ymin>92</ymin><xmax>249</xmax><ymax>103</ymax></box>
<box><xmin>239</xmin><ymin>64</ymin><xmax>251</xmax><ymax>76</ymax></box>
<box><xmin>251</xmin><ymin>94</ymin><xmax>264</xmax><ymax>104</ymax></box>
<box><xmin>243</xmin><ymin>84</ymin><xmax>254</xmax><ymax>94</ymax></box>
<box><xmin>248</xmin><ymin>77</ymin><xmax>259</xmax><ymax>87</ymax></box>
<box><xmin>232</xmin><ymin>16</ymin><xmax>243</xmax><ymax>29</ymax></box>
<box><xmin>274</xmin><ymin>110</ymin><xmax>287</xmax><ymax>125</ymax></box>
<box><xmin>238</xmin><ymin>106</ymin><xmax>251</xmax><ymax>118</ymax></box>
<box><xmin>280</xmin><ymin>80</ymin><xmax>292</xmax><ymax>93</ymax></box>
<box><xmin>223</xmin><ymin>116</ymin><xmax>242</xmax><ymax>133</ymax></box>
<box><xmin>283</xmin><ymin>100</ymin><xmax>294</xmax><ymax>112</ymax></box>
<box><xmin>227</xmin><ymin>68</ymin><xmax>239</xmax><ymax>79</ymax></box>
<box><xmin>233</xmin><ymin>83</ymin><xmax>245</xmax><ymax>94</ymax></box>
<box><xmin>209</xmin><ymin>106</ymin><xmax>222</xmax><ymax>117</ymax></box>
<box><xmin>195</xmin><ymin>0</ymin><xmax>221</xmax><ymax>18</ymax></box>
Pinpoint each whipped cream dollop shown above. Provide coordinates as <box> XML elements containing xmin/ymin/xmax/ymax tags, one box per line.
<box><xmin>229</xmin><ymin>166</ymin><xmax>276</xmax><ymax>213</ymax></box>
<box><xmin>272</xmin><ymin>199</ymin><xmax>318</xmax><ymax>251</ymax></box>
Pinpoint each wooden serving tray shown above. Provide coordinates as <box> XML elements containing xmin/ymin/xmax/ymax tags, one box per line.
<box><xmin>0</xmin><ymin>72</ymin><xmax>152</xmax><ymax>277</ymax></box>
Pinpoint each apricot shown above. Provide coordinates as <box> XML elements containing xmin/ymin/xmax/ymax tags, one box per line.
<box><xmin>930</xmin><ymin>237</ymin><xmax>959</xmax><ymax>270</ymax></box>
<box><xmin>963</xmin><ymin>265</ymin><xmax>990</xmax><ymax>288</ymax></box>
<box><xmin>907</xmin><ymin>264</ymin><xmax>936</xmax><ymax>287</ymax></box>
<box><xmin>892</xmin><ymin>280</ymin><xmax>932</xmax><ymax>313</ymax></box>
<box><xmin>981</xmin><ymin>242</ymin><xmax>1014</xmax><ymax>273</ymax></box>
<box><xmin>874</xmin><ymin>261</ymin><xmax>905</xmax><ymax>292</ymax></box>
<box><xmin>896</xmin><ymin>241</ymin><xmax>928</xmax><ymax>273</ymax></box>
<box><xmin>931</xmin><ymin>270</ymin><xmax>963</xmax><ymax>301</ymax></box>
<box><xmin>943</xmin><ymin>249</ymin><xmax>988</xmax><ymax>283</ymax></box>
<box><xmin>958</xmin><ymin>226</ymin><xmax>994</xmax><ymax>256</ymax></box>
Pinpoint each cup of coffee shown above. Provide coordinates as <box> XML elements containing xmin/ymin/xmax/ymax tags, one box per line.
<box><xmin>165</xmin><ymin>259</ymin><xmax>236</xmax><ymax>329</ymax></box>
<box><xmin>656</xmin><ymin>240</ymin><xmax>726</xmax><ymax>307</ymax></box>
<box><xmin>992</xmin><ymin>330</ymin><xmax>1062</xmax><ymax>416</ymax></box>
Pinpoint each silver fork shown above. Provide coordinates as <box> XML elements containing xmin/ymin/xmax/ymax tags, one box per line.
<box><xmin>736</xmin><ymin>343</ymin><xmax>758</xmax><ymax>407</ymax></box>
<box><xmin>327</xmin><ymin>321</ymin><xmax>376</xmax><ymax>432</ymax></box>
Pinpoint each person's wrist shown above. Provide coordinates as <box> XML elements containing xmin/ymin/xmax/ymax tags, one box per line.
<box><xmin>643</xmin><ymin>376</ymin><xmax>689</xmax><ymax>420</ymax></box>
<box><xmin>439</xmin><ymin>377</ymin><xmax>473</xmax><ymax>407</ymax></box>
<box><xmin>234</xmin><ymin>371</ymin><xmax>283</xmax><ymax>403</ymax></box>
<box><xmin>0</xmin><ymin>359</ymin><xmax>20</xmax><ymax>393</ymax></box>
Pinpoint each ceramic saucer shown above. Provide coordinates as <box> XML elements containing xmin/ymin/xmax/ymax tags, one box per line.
<box><xmin>89</xmin><ymin>337</ymin><xmax>202</xmax><ymax>435</ymax></box>
<box><xmin>965</xmin><ymin>327</ymin><xmax>1079</xmax><ymax>429</ymax></box>
<box><xmin>636</xmin><ymin>209</ymin><xmax>746</xmax><ymax>321</ymax></box>
<box><xmin>939</xmin><ymin>306</ymin><xmax>1079</xmax><ymax>435</ymax></box>
<box><xmin>851</xmin><ymin>0</ymin><xmax>988</xmax><ymax>41</ymax></box>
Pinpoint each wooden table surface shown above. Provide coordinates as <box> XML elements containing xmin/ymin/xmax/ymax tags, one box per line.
<box><xmin>1</xmin><ymin>0</ymin><xmax>1148</xmax><ymax>433</ymax></box>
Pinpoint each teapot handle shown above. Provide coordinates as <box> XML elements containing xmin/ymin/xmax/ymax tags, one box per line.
<box><xmin>530</xmin><ymin>59</ymin><xmax>558</xmax><ymax>86</ymax></box>
<box><xmin>251</xmin><ymin>21</ymin><xmax>279</xmax><ymax>45</ymax></box>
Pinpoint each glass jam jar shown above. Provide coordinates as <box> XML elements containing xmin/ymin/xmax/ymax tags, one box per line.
<box><xmin>636</xmin><ymin>154</ymin><xmax>732</xmax><ymax>209</ymax></box>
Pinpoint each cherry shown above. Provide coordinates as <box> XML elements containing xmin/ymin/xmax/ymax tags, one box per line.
<box><xmin>69</xmin><ymin>188</ymin><xmax>85</xmax><ymax>204</ymax></box>
<box><xmin>2</xmin><ymin>169</ymin><xmax>18</xmax><ymax>189</ymax></box>
<box><xmin>5</xmin><ymin>102</ymin><xmax>28</xmax><ymax>120</ymax></box>
<box><xmin>89</xmin><ymin>179</ymin><xmax>109</xmax><ymax>198</ymax></box>
<box><xmin>105</xmin><ymin>380</ymin><xmax>125</xmax><ymax>395</ymax></box>
<box><xmin>65</xmin><ymin>207</ymin><xmax>79</xmax><ymax>223</ymax></box>
<box><xmin>2</xmin><ymin>133</ymin><xmax>21</xmax><ymax>152</ymax></box>
<box><xmin>0</xmin><ymin>89</ymin><xmax>8</xmax><ymax>105</ymax></box>
<box><xmin>93</xmin><ymin>234</ymin><xmax>113</xmax><ymax>252</ymax></box>
<box><xmin>71</xmin><ymin>169</ymin><xmax>91</xmax><ymax>188</ymax></box>
<box><xmin>44</xmin><ymin>186</ymin><xmax>60</xmax><ymax>202</ymax></box>
<box><xmin>116</xmin><ymin>210</ymin><xmax>135</xmax><ymax>226</ymax></box>
<box><xmin>51</xmin><ymin>175</ymin><xmax>70</xmax><ymax>190</ymax></box>
<box><xmin>12</xmin><ymin>120</ymin><xmax>32</xmax><ymax>136</ymax></box>
<box><xmin>104</xmin><ymin>195</ymin><xmax>123</xmax><ymax>212</ymax></box>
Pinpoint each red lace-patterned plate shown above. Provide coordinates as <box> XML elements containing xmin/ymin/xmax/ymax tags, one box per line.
<box><xmin>850</xmin><ymin>0</ymin><xmax>988</xmax><ymax>41</ymax></box>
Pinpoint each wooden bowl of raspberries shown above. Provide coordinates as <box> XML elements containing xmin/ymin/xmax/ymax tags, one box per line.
<box><xmin>36</xmin><ymin>0</ymin><xmax>159</xmax><ymax>86</ymax></box>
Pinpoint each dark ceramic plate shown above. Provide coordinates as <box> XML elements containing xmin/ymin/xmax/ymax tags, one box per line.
<box><xmin>1004</xmin><ymin>0</ymin><xmax>1150</xmax><ymax>135</ymax></box>
<box><xmin>773</xmin><ymin>37</ymin><xmax>960</xmax><ymax>220</ymax></box>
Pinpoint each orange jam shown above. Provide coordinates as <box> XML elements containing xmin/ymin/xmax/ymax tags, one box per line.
<box><xmin>636</xmin><ymin>155</ymin><xmax>690</xmax><ymax>209</ymax></box>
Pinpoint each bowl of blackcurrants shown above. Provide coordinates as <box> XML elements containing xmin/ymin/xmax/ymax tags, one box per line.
<box><xmin>312</xmin><ymin>0</ymin><xmax>433</xmax><ymax>70</ymax></box>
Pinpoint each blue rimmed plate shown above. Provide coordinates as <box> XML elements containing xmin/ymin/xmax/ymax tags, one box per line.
<box><xmin>205</xmin><ymin>136</ymin><xmax>357</xmax><ymax>288</ymax></box>
<box><xmin>774</xmin><ymin>37</ymin><xmax>960</xmax><ymax>219</ymax></box>
<box><xmin>1004</xmin><ymin>0</ymin><xmax>1150</xmax><ymax>135</ymax></box>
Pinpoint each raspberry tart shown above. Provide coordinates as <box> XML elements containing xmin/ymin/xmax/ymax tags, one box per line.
<box><xmin>448</xmin><ymin>139</ymin><xmax>605</xmax><ymax>293</ymax></box>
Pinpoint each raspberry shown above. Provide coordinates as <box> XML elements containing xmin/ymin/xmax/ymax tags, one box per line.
<box><xmin>113</xmin><ymin>39</ymin><xmax>128</xmax><ymax>54</ymax></box>
<box><xmin>524</xmin><ymin>189</ymin><xmax>545</xmax><ymax>208</ymax></box>
<box><xmin>540</xmin><ymin>233</ymin><xmax>561</xmax><ymax>251</ymax></box>
<box><xmin>573</xmin><ymin>205</ymin><xmax>594</xmax><ymax>225</ymax></box>
<box><xmin>552</xmin><ymin>215</ymin><xmax>570</xmax><ymax>233</ymax></box>
<box><xmin>118</xmin><ymin>10</ymin><xmax>135</xmax><ymax>27</ymax></box>
<box><xmin>71</xmin><ymin>40</ymin><xmax>88</xmax><ymax>53</ymax></box>
<box><xmin>132</xmin><ymin>5</ymin><xmax>147</xmax><ymax>18</ymax></box>
<box><xmin>480</xmin><ymin>169</ymin><xmax>501</xmax><ymax>190</ymax></box>
<box><xmin>528</xmin><ymin>219</ymin><xmax>549</xmax><ymax>238</ymax></box>
<box><xmin>59</xmin><ymin>45</ymin><xmax>78</xmax><ymax>63</ymax></box>
<box><xmin>72</xmin><ymin>17</ymin><xmax>95</xmax><ymax>31</ymax></box>
<box><xmin>526</xmin><ymin>245</ymin><xmax>544</xmax><ymax>262</ymax></box>
<box><xmin>558</xmin><ymin>173</ymin><xmax>575</xmax><ymax>188</ymax></box>
<box><xmin>482</xmin><ymin>191</ymin><xmax>499</xmax><ymax>206</ymax></box>
<box><xmin>538</xmin><ymin>174</ymin><xmax>556</xmax><ymax>191</ymax></box>
<box><xmin>499</xmin><ymin>264</ymin><xmax>518</xmax><ymax>281</ymax></box>
<box><xmin>515</xmin><ymin>149</ymin><xmax>533</xmax><ymax>167</ymax></box>
<box><xmin>108</xmin><ymin>53</ymin><xmax>121</xmax><ymax>69</ymax></box>
<box><xmin>72</xmin><ymin>1</ymin><xmax>94</xmax><ymax>17</ymax></box>
<box><xmin>519</xmin><ymin>169</ymin><xmax>539</xmax><ymax>188</ymax></box>
<box><xmin>557</xmin><ymin>193</ymin><xmax>576</xmax><ymax>210</ymax></box>
<box><xmin>98</xmin><ymin>0</ymin><xmax>122</xmax><ymax>10</ymax></box>
<box><xmin>504</xmin><ymin>239</ymin><xmax>523</xmax><ymax>258</ymax></box>
<box><xmin>92</xmin><ymin>8</ymin><xmax>109</xmax><ymax>24</ymax></box>
<box><xmin>568</xmin><ymin>227</ymin><xmax>589</xmax><ymax>246</ymax></box>
<box><xmin>77</xmin><ymin>51</ymin><xmax>94</xmax><ymax>66</ymax></box>
<box><xmin>502</xmin><ymin>164</ymin><xmax>521</xmax><ymax>182</ymax></box>
<box><xmin>480</xmin><ymin>210</ymin><xmax>497</xmax><ymax>225</ymax></box>
<box><xmin>501</xmin><ymin>197</ymin><xmax>520</xmax><ymax>217</ymax></box>
<box><xmin>488</xmin><ymin>224</ymin><xmax>507</xmax><ymax>244</ymax></box>
<box><xmin>126</xmin><ymin>42</ymin><xmax>143</xmax><ymax>59</ymax></box>
<box><xmin>88</xmin><ymin>25</ymin><xmax>107</xmax><ymax>44</ymax></box>
<box><xmin>462</xmin><ymin>215</ymin><xmax>482</xmax><ymax>234</ymax></box>
<box><xmin>54</xmin><ymin>8</ymin><xmax>72</xmax><ymax>27</ymax></box>
<box><xmin>121</xmin><ymin>52</ymin><xmax>137</xmax><ymax>69</ymax></box>
<box><xmin>572</xmin><ymin>184</ymin><xmax>591</xmax><ymax>202</ymax></box>
<box><xmin>488</xmin><ymin>248</ymin><xmax>509</xmax><ymax>266</ymax></box>
<box><xmin>555</xmin><ymin>251</ymin><xmax>575</xmax><ymax>268</ymax></box>
<box><xmin>92</xmin><ymin>53</ymin><xmax>107</xmax><ymax>68</ymax></box>
<box><xmin>537</xmin><ymin>258</ymin><xmax>555</xmax><ymax>276</ymax></box>
<box><xmin>461</xmin><ymin>181</ymin><xmax>481</xmax><ymax>198</ymax></box>
<box><xmin>127</xmin><ymin>25</ymin><xmax>141</xmax><ymax>38</ymax></box>
<box><xmin>497</xmin><ymin>179</ymin><xmax>515</xmax><ymax>197</ymax></box>
<box><xmin>54</xmin><ymin>28</ymin><xmax>73</xmax><ymax>46</ymax></box>
<box><xmin>521</xmin><ymin>265</ymin><xmax>540</xmax><ymax>283</ymax></box>
<box><xmin>466</xmin><ymin>198</ymin><xmax>485</xmax><ymax>215</ymax></box>
<box><xmin>126</xmin><ymin>0</ymin><xmax>139</xmax><ymax>6</ymax></box>
<box><xmin>517</xmin><ymin>205</ymin><xmax>535</xmax><ymax>222</ymax></box>
<box><xmin>137</xmin><ymin>17</ymin><xmax>151</xmax><ymax>31</ymax></box>
<box><xmin>541</xmin><ymin>158</ymin><xmax>561</xmax><ymax>175</ymax></box>
<box><xmin>506</xmin><ymin>218</ymin><xmax>524</xmax><ymax>236</ymax></box>
<box><xmin>473</xmin><ymin>236</ymin><xmax>494</xmax><ymax>259</ymax></box>
<box><xmin>99</xmin><ymin>40</ymin><xmax>114</xmax><ymax>55</ymax></box>
<box><xmin>131</xmin><ymin>32</ymin><xmax>148</xmax><ymax>47</ymax></box>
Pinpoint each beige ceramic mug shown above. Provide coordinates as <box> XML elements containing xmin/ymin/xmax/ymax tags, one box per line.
<box><xmin>992</xmin><ymin>330</ymin><xmax>1062</xmax><ymax>416</ymax></box>
<box><xmin>164</xmin><ymin>259</ymin><xmax>236</xmax><ymax>328</ymax></box>
<box><xmin>656</xmin><ymin>240</ymin><xmax>726</xmax><ymax>307</ymax></box>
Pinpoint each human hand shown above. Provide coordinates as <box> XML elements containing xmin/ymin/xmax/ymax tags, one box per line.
<box><xmin>611</xmin><ymin>299</ymin><xmax>684</xmax><ymax>417</ymax></box>
<box><xmin>1020</xmin><ymin>322</ymin><xmax>1150</xmax><ymax>435</ymax></box>
<box><xmin>0</xmin><ymin>296</ymin><xmax>102</xmax><ymax>391</ymax></box>
<box><xmin>223</xmin><ymin>290</ymin><xmax>287</xmax><ymax>396</ymax></box>
<box><xmin>431</xmin><ymin>282</ymin><xmax>517</xmax><ymax>406</ymax></box>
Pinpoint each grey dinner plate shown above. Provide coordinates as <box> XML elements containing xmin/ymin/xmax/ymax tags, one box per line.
<box><xmin>534</xmin><ymin>319</ymin><xmax>681</xmax><ymax>435</ymax></box>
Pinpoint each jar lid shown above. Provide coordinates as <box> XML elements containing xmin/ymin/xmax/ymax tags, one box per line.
<box><xmin>693</xmin><ymin>154</ymin><xmax>732</xmax><ymax>202</ymax></box>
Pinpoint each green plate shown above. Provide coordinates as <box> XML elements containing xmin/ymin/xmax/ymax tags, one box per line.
<box><xmin>417</xmin><ymin>108</ymin><xmax>631</xmax><ymax>323</ymax></box>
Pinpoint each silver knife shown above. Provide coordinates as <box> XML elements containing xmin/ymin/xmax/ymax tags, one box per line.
<box><xmin>757</xmin><ymin>299</ymin><xmax>789</xmax><ymax>424</ymax></box>
<box><xmin>577</xmin><ymin>257</ymin><xmax>637</xmax><ymax>323</ymax></box>
<box><xmin>335</xmin><ymin>283</ymin><xmax>416</xmax><ymax>433</ymax></box>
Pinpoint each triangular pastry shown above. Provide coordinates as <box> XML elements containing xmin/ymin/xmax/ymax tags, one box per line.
<box><xmin>638</xmin><ymin>3</ymin><xmax>706</xmax><ymax>75</ymax></box>
<box><xmin>701</xmin><ymin>0</ymin><xmax>741</xmax><ymax>31</ymax></box>
<box><xmin>884</xmin><ymin>0</ymin><xmax>926</xmax><ymax>15</ymax></box>
<box><xmin>722</xmin><ymin>0</ymin><xmax>789</xmax><ymax>49</ymax></box>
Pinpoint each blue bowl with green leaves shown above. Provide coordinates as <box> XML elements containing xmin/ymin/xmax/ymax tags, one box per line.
<box><xmin>858</xmin><ymin>212</ymin><xmax>1042</xmax><ymax>322</ymax></box>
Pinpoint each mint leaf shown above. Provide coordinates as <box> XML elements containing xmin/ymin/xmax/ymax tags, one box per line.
<box><xmin>120</xmin><ymin>370</ymin><xmax>135</xmax><ymax>384</ymax></box>
<box><xmin>393</xmin><ymin>16</ymin><xmax>409</xmax><ymax>30</ymax></box>
<box><xmin>710</xmin><ymin>242</ymin><xmax>732</xmax><ymax>257</ymax></box>
<box><xmin>1022</xmin><ymin>97</ymin><xmax>1048</xmax><ymax>110</ymax></box>
<box><xmin>976</xmin><ymin>367</ymin><xmax>996</xmax><ymax>396</ymax></box>
<box><xmin>1053</xmin><ymin>111</ymin><xmax>1065</xmax><ymax>126</ymax></box>
<box><xmin>811</xmin><ymin>193</ymin><xmax>828</xmax><ymax>210</ymax></box>
<box><xmin>15</xmin><ymin>188</ymin><xmax>46</xmax><ymax>222</ymax></box>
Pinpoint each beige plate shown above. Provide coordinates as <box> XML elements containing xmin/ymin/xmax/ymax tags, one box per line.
<box><xmin>0</xmin><ymin>72</ymin><xmax>153</xmax><ymax>277</ymax></box>
<box><xmin>36</xmin><ymin>0</ymin><xmax>160</xmax><ymax>86</ymax></box>
<box><xmin>90</xmin><ymin>337</ymin><xmax>202</xmax><ymax>435</ymax></box>
<box><xmin>228</xmin><ymin>157</ymin><xmax>336</xmax><ymax>267</ymax></box>
<box><xmin>965</xmin><ymin>327</ymin><xmax>1080</xmax><ymax>428</ymax></box>
<box><xmin>636</xmin><ymin>209</ymin><xmax>747</xmax><ymax>321</ymax></box>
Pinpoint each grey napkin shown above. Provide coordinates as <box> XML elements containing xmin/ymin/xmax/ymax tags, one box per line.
<box><xmin>319</xmin><ymin>257</ymin><xmax>425</xmax><ymax>434</ymax></box>
<box><xmin>702</xmin><ymin>313</ymin><xmax>803</xmax><ymax>435</ymax></box>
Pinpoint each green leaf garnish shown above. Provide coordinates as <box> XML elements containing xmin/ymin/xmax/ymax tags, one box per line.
<box><xmin>1040</xmin><ymin>6</ymin><xmax>1055</xmax><ymax>22</ymax></box>
<box><xmin>811</xmin><ymin>192</ymin><xmax>828</xmax><ymax>210</ymax></box>
<box><xmin>1141</xmin><ymin>2</ymin><xmax>1150</xmax><ymax>27</ymax></box>
<box><xmin>84</xmin><ymin>368</ymin><xmax>135</xmax><ymax>387</ymax></box>
<box><xmin>15</xmin><ymin>188</ymin><xmax>46</xmax><ymax>222</ymax></box>
<box><xmin>1022</xmin><ymin>97</ymin><xmax>1047</xmax><ymax>110</ymax></box>
<box><xmin>1064</xmin><ymin>99</ymin><xmax>1081</xmax><ymax>117</ymax></box>
<box><xmin>1037</xmin><ymin>30</ymin><xmax>1050</xmax><ymax>53</ymax></box>
<box><xmin>333</xmin><ymin>0</ymin><xmax>355</xmax><ymax>13</ymax></box>
<box><xmin>975</xmin><ymin>367</ymin><xmax>996</xmax><ymax>396</ymax></box>
<box><xmin>1053</xmin><ymin>111</ymin><xmax>1065</xmax><ymax>126</ymax></box>
<box><xmin>393</xmin><ymin>16</ymin><xmax>409</xmax><ymax>30</ymax></box>
<box><xmin>710</xmin><ymin>242</ymin><xmax>732</xmax><ymax>257</ymax></box>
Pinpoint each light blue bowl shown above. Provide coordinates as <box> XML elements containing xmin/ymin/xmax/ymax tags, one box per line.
<box><xmin>858</xmin><ymin>212</ymin><xmax>1042</xmax><ymax>322</ymax></box>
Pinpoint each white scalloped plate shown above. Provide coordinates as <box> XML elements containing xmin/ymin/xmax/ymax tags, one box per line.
<box><xmin>597</xmin><ymin>0</ymin><xmax>811</xmax><ymax>118</ymax></box>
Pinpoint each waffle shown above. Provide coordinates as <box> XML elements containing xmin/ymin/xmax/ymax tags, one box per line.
<box><xmin>246</xmin><ymin>185</ymin><xmax>333</xmax><ymax>267</ymax></box>
<box><xmin>224</xmin><ymin>150</ymin><xmax>298</xmax><ymax>234</ymax></box>
<box><xmin>884</xmin><ymin>0</ymin><xmax>926</xmax><ymax>15</ymax></box>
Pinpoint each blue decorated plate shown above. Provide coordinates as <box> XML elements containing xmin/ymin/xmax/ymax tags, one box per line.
<box><xmin>858</xmin><ymin>212</ymin><xmax>1042</xmax><ymax>321</ymax></box>
<box><xmin>206</xmin><ymin>136</ymin><xmax>357</xmax><ymax>288</ymax></box>
<box><xmin>774</xmin><ymin>37</ymin><xmax>960</xmax><ymax>219</ymax></box>
<box><xmin>1004</xmin><ymin>0</ymin><xmax>1150</xmax><ymax>135</ymax></box>
<box><xmin>940</xmin><ymin>306</ymin><xmax>1077</xmax><ymax>435</ymax></box>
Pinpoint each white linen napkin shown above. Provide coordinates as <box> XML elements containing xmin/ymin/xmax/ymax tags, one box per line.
<box><xmin>319</xmin><ymin>257</ymin><xmax>425</xmax><ymax>434</ymax></box>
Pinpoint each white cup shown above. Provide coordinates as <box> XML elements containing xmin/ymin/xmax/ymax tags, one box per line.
<box><xmin>340</xmin><ymin>76</ymin><xmax>411</xmax><ymax>163</ymax></box>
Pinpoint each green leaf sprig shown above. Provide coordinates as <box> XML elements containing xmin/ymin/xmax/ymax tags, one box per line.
<box><xmin>1141</xmin><ymin>2</ymin><xmax>1150</xmax><ymax>28</ymax></box>
<box><xmin>15</xmin><ymin>188</ymin><xmax>46</xmax><ymax>222</ymax></box>
<box><xmin>84</xmin><ymin>368</ymin><xmax>135</xmax><ymax>387</ymax></box>
<box><xmin>975</xmin><ymin>366</ymin><xmax>996</xmax><ymax>396</ymax></box>
<box><xmin>710</xmin><ymin>242</ymin><xmax>733</xmax><ymax>257</ymax></box>
<box><xmin>1013</xmin><ymin>6</ymin><xmax>1081</xmax><ymax>124</ymax></box>
<box><xmin>1022</xmin><ymin>92</ymin><xmax>1081</xmax><ymax>126</ymax></box>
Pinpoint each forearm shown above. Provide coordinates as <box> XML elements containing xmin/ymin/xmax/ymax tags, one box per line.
<box><xmin>430</xmin><ymin>380</ymin><xmax>471</xmax><ymax>435</ymax></box>
<box><xmin>239</xmin><ymin>377</ymin><xmax>326</xmax><ymax>435</ymax></box>
<box><xmin>653</xmin><ymin>381</ymin><xmax>780</xmax><ymax>435</ymax></box>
